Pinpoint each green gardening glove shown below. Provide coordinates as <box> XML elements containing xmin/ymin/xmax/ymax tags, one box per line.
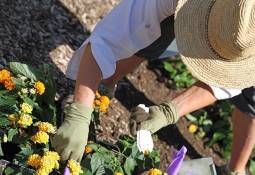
<box><xmin>130</xmin><ymin>101</ymin><xmax>179</xmax><ymax>134</ymax></box>
<box><xmin>52</xmin><ymin>102</ymin><xmax>93</xmax><ymax>162</ymax></box>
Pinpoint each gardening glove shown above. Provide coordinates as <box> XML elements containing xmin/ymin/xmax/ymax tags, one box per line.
<box><xmin>52</xmin><ymin>102</ymin><xmax>93</xmax><ymax>162</ymax></box>
<box><xmin>130</xmin><ymin>101</ymin><xmax>179</xmax><ymax>134</ymax></box>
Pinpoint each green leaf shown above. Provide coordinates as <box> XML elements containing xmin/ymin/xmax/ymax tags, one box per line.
<box><xmin>249</xmin><ymin>160</ymin><xmax>255</xmax><ymax>175</ymax></box>
<box><xmin>124</xmin><ymin>157</ymin><xmax>137</xmax><ymax>175</ymax></box>
<box><xmin>163</xmin><ymin>62</ymin><xmax>174</xmax><ymax>73</ymax></box>
<box><xmin>208</xmin><ymin>132</ymin><xmax>225</xmax><ymax>147</ymax></box>
<box><xmin>186</xmin><ymin>114</ymin><xmax>197</xmax><ymax>122</ymax></box>
<box><xmin>12</xmin><ymin>78</ymin><xmax>26</xmax><ymax>88</ymax></box>
<box><xmin>91</xmin><ymin>153</ymin><xmax>104</xmax><ymax>174</ymax></box>
<box><xmin>9</xmin><ymin>62</ymin><xmax>41</xmax><ymax>81</ymax></box>
<box><xmin>0</xmin><ymin>117</ymin><xmax>10</xmax><ymax>127</ymax></box>
<box><xmin>7</xmin><ymin>129</ymin><xmax>18</xmax><ymax>142</ymax></box>
<box><xmin>0</xmin><ymin>96</ymin><xmax>17</xmax><ymax>107</ymax></box>
<box><xmin>0</xmin><ymin>141</ymin><xmax>4</xmax><ymax>156</ymax></box>
<box><xmin>4</xmin><ymin>167</ymin><xmax>17</xmax><ymax>175</ymax></box>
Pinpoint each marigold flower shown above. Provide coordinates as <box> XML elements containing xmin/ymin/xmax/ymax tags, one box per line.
<box><xmin>99</xmin><ymin>104</ymin><xmax>108</xmax><ymax>113</ymax></box>
<box><xmin>84</xmin><ymin>146</ymin><xmax>93</xmax><ymax>154</ymax></box>
<box><xmin>34</xmin><ymin>81</ymin><xmax>45</xmax><ymax>95</ymax></box>
<box><xmin>4</xmin><ymin>78</ymin><xmax>15</xmax><ymax>90</ymax></box>
<box><xmin>94</xmin><ymin>99</ymin><xmax>101</xmax><ymax>106</ymax></box>
<box><xmin>18</xmin><ymin>114</ymin><xmax>33</xmax><ymax>127</ymax></box>
<box><xmin>35</xmin><ymin>122</ymin><xmax>56</xmax><ymax>134</ymax></box>
<box><xmin>36</xmin><ymin>167</ymin><xmax>50</xmax><ymax>175</ymax></box>
<box><xmin>99</xmin><ymin>96</ymin><xmax>110</xmax><ymax>106</ymax></box>
<box><xmin>36</xmin><ymin>151</ymin><xmax>60</xmax><ymax>174</ymax></box>
<box><xmin>8</xmin><ymin>114</ymin><xmax>17</xmax><ymax>122</ymax></box>
<box><xmin>27</xmin><ymin>154</ymin><xmax>41</xmax><ymax>168</ymax></box>
<box><xmin>0</xmin><ymin>69</ymin><xmax>11</xmax><ymax>83</ymax></box>
<box><xmin>31</xmin><ymin>131</ymin><xmax>49</xmax><ymax>144</ymax></box>
<box><xmin>67</xmin><ymin>159</ymin><xmax>83</xmax><ymax>175</ymax></box>
<box><xmin>188</xmin><ymin>124</ymin><xmax>198</xmax><ymax>134</ymax></box>
<box><xmin>114</xmin><ymin>172</ymin><xmax>124</xmax><ymax>175</ymax></box>
<box><xmin>20</xmin><ymin>103</ymin><xmax>33</xmax><ymax>114</ymax></box>
<box><xmin>148</xmin><ymin>168</ymin><xmax>162</xmax><ymax>175</ymax></box>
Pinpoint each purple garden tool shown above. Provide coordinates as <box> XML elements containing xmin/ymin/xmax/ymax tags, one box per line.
<box><xmin>63</xmin><ymin>167</ymin><xmax>71</xmax><ymax>175</ymax></box>
<box><xmin>167</xmin><ymin>146</ymin><xmax>187</xmax><ymax>175</ymax></box>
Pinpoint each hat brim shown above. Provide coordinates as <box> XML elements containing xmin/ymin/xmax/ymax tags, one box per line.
<box><xmin>174</xmin><ymin>0</ymin><xmax>255</xmax><ymax>89</ymax></box>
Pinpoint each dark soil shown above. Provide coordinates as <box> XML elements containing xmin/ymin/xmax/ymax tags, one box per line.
<box><xmin>0</xmin><ymin>0</ymin><xmax>226</xmax><ymax>173</ymax></box>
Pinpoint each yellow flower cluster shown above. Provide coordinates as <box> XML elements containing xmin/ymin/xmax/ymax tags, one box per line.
<box><xmin>31</xmin><ymin>131</ymin><xmax>49</xmax><ymax>144</ymax></box>
<box><xmin>27</xmin><ymin>154</ymin><xmax>41</xmax><ymax>168</ymax></box>
<box><xmin>188</xmin><ymin>124</ymin><xmax>198</xmax><ymax>134</ymax></box>
<box><xmin>20</xmin><ymin>103</ymin><xmax>33</xmax><ymax>114</ymax></box>
<box><xmin>17</xmin><ymin>114</ymin><xmax>33</xmax><ymax>128</ymax></box>
<box><xmin>93</xmin><ymin>91</ymin><xmax>110</xmax><ymax>113</ymax></box>
<box><xmin>35</xmin><ymin>122</ymin><xmax>56</xmax><ymax>134</ymax></box>
<box><xmin>148</xmin><ymin>168</ymin><xmax>162</xmax><ymax>175</ymax></box>
<box><xmin>114</xmin><ymin>172</ymin><xmax>124</xmax><ymax>175</ymax></box>
<box><xmin>0</xmin><ymin>69</ymin><xmax>15</xmax><ymax>90</ymax></box>
<box><xmin>34</xmin><ymin>81</ymin><xmax>45</xmax><ymax>95</ymax></box>
<box><xmin>27</xmin><ymin>151</ymin><xmax>60</xmax><ymax>175</ymax></box>
<box><xmin>67</xmin><ymin>159</ymin><xmax>83</xmax><ymax>175</ymax></box>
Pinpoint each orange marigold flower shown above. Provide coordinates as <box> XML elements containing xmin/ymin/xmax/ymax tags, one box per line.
<box><xmin>84</xmin><ymin>146</ymin><xmax>93</xmax><ymax>154</ymax></box>
<box><xmin>34</xmin><ymin>81</ymin><xmax>45</xmax><ymax>95</ymax></box>
<box><xmin>95</xmin><ymin>91</ymin><xmax>101</xmax><ymax>98</ymax></box>
<box><xmin>0</xmin><ymin>69</ymin><xmax>11</xmax><ymax>83</ymax></box>
<box><xmin>94</xmin><ymin>99</ymin><xmax>101</xmax><ymax>106</ymax></box>
<box><xmin>99</xmin><ymin>96</ymin><xmax>110</xmax><ymax>106</ymax></box>
<box><xmin>4</xmin><ymin>78</ymin><xmax>15</xmax><ymax>90</ymax></box>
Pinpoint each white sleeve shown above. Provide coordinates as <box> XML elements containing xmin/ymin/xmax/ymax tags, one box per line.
<box><xmin>66</xmin><ymin>0</ymin><xmax>177</xmax><ymax>80</ymax></box>
<box><xmin>209</xmin><ymin>85</ymin><xmax>242</xmax><ymax>100</ymax></box>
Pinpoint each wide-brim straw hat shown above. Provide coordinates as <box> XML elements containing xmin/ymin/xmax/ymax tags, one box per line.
<box><xmin>175</xmin><ymin>0</ymin><xmax>255</xmax><ymax>89</ymax></box>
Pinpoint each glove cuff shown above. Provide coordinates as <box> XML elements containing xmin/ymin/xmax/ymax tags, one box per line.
<box><xmin>64</xmin><ymin>102</ymin><xmax>94</xmax><ymax>121</ymax></box>
<box><xmin>160</xmin><ymin>100</ymin><xmax>179</xmax><ymax>124</ymax></box>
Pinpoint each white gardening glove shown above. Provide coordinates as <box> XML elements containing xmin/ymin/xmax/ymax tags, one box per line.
<box><xmin>209</xmin><ymin>85</ymin><xmax>242</xmax><ymax>100</ymax></box>
<box><xmin>136</xmin><ymin>104</ymin><xmax>154</xmax><ymax>154</ymax></box>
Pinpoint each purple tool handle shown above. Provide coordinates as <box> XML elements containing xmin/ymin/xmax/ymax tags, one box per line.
<box><xmin>167</xmin><ymin>146</ymin><xmax>187</xmax><ymax>175</ymax></box>
<box><xmin>63</xmin><ymin>167</ymin><xmax>71</xmax><ymax>175</ymax></box>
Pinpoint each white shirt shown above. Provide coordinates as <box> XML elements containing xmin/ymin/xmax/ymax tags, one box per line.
<box><xmin>66</xmin><ymin>0</ymin><xmax>242</xmax><ymax>100</ymax></box>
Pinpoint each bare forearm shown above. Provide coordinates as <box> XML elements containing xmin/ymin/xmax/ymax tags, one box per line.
<box><xmin>172</xmin><ymin>81</ymin><xmax>217</xmax><ymax>117</ymax></box>
<box><xmin>74</xmin><ymin>44</ymin><xmax>102</xmax><ymax>107</ymax></box>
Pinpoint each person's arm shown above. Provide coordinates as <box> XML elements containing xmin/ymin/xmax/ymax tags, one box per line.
<box><xmin>173</xmin><ymin>81</ymin><xmax>217</xmax><ymax>117</ymax></box>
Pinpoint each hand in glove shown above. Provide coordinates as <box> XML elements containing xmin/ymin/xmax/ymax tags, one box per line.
<box><xmin>52</xmin><ymin>103</ymin><xmax>93</xmax><ymax>162</ymax></box>
<box><xmin>130</xmin><ymin>101</ymin><xmax>179</xmax><ymax>134</ymax></box>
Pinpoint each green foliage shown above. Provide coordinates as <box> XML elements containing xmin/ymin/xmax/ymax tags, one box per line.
<box><xmin>82</xmin><ymin>136</ymin><xmax>161</xmax><ymax>175</ymax></box>
<box><xmin>163</xmin><ymin>59</ymin><xmax>196</xmax><ymax>89</ymax></box>
<box><xmin>186</xmin><ymin>101</ymin><xmax>234</xmax><ymax>159</ymax></box>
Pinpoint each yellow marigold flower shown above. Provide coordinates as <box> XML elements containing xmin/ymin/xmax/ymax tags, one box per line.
<box><xmin>4</xmin><ymin>78</ymin><xmax>15</xmax><ymax>91</ymax></box>
<box><xmin>27</xmin><ymin>154</ymin><xmax>41</xmax><ymax>168</ymax></box>
<box><xmin>0</xmin><ymin>69</ymin><xmax>11</xmax><ymax>83</ymax></box>
<box><xmin>99</xmin><ymin>96</ymin><xmax>110</xmax><ymax>106</ymax></box>
<box><xmin>8</xmin><ymin>114</ymin><xmax>17</xmax><ymax>122</ymax></box>
<box><xmin>67</xmin><ymin>159</ymin><xmax>83</xmax><ymax>175</ymax></box>
<box><xmin>148</xmin><ymin>168</ymin><xmax>162</xmax><ymax>175</ymax></box>
<box><xmin>18</xmin><ymin>114</ymin><xmax>33</xmax><ymax>127</ymax></box>
<box><xmin>20</xmin><ymin>103</ymin><xmax>33</xmax><ymax>114</ymax></box>
<box><xmin>35</xmin><ymin>122</ymin><xmax>56</xmax><ymax>134</ymax></box>
<box><xmin>36</xmin><ymin>167</ymin><xmax>50</xmax><ymax>175</ymax></box>
<box><xmin>114</xmin><ymin>172</ymin><xmax>124</xmax><ymax>175</ymax></box>
<box><xmin>99</xmin><ymin>104</ymin><xmax>108</xmax><ymax>113</ymax></box>
<box><xmin>34</xmin><ymin>81</ymin><xmax>45</xmax><ymax>95</ymax></box>
<box><xmin>84</xmin><ymin>146</ymin><xmax>93</xmax><ymax>154</ymax></box>
<box><xmin>44</xmin><ymin>151</ymin><xmax>60</xmax><ymax>161</ymax></box>
<box><xmin>188</xmin><ymin>124</ymin><xmax>198</xmax><ymax>134</ymax></box>
<box><xmin>31</xmin><ymin>131</ymin><xmax>49</xmax><ymax>144</ymax></box>
<box><xmin>95</xmin><ymin>91</ymin><xmax>101</xmax><ymax>98</ymax></box>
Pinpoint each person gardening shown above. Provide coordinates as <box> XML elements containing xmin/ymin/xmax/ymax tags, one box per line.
<box><xmin>52</xmin><ymin>0</ymin><xmax>255</xmax><ymax>174</ymax></box>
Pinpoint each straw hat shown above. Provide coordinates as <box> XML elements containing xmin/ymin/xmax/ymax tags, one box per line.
<box><xmin>175</xmin><ymin>0</ymin><xmax>255</xmax><ymax>89</ymax></box>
